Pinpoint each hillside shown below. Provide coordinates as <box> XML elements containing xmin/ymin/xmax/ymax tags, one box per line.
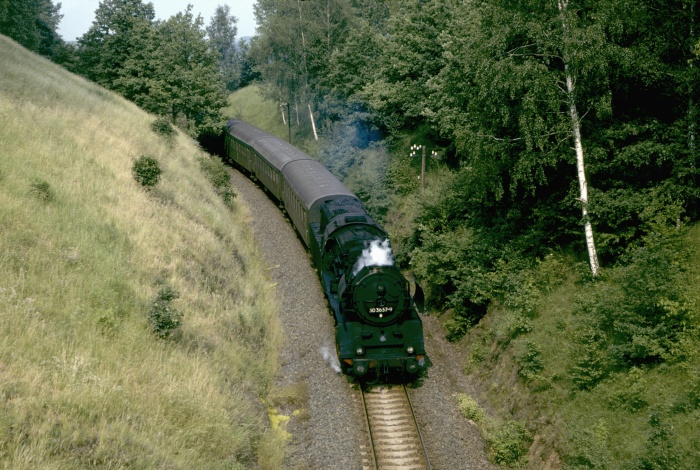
<box><xmin>0</xmin><ymin>35</ymin><xmax>284</xmax><ymax>468</ymax></box>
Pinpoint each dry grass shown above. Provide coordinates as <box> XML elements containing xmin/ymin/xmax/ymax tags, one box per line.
<box><xmin>0</xmin><ymin>35</ymin><xmax>284</xmax><ymax>468</ymax></box>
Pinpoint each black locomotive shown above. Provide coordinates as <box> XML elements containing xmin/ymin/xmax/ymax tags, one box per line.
<box><xmin>225</xmin><ymin>119</ymin><xmax>427</xmax><ymax>380</ymax></box>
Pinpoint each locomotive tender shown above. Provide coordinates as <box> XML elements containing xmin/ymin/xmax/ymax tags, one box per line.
<box><xmin>225</xmin><ymin>119</ymin><xmax>427</xmax><ymax>380</ymax></box>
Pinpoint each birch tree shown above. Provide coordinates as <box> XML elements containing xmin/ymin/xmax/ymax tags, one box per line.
<box><xmin>557</xmin><ymin>0</ymin><xmax>600</xmax><ymax>276</ymax></box>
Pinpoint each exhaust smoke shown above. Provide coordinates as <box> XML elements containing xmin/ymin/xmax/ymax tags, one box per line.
<box><xmin>352</xmin><ymin>239</ymin><xmax>394</xmax><ymax>276</ymax></box>
<box><xmin>320</xmin><ymin>346</ymin><xmax>341</xmax><ymax>373</ymax></box>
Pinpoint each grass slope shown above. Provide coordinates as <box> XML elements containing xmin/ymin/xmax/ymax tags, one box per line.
<box><xmin>0</xmin><ymin>36</ymin><xmax>284</xmax><ymax>469</ymax></box>
<box><xmin>222</xmin><ymin>85</ymin><xmax>290</xmax><ymax>140</ymax></box>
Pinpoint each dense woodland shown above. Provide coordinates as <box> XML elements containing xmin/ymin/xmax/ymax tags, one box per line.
<box><xmin>3</xmin><ymin>0</ymin><xmax>700</xmax><ymax>467</ymax></box>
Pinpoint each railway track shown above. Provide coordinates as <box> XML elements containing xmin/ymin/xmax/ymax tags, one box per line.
<box><xmin>360</xmin><ymin>384</ymin><xmax>431</xmax><ymax>470</ymax></box>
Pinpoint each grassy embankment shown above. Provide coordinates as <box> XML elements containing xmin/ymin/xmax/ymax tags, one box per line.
<box><xmin>222</xmin><ymin>85</ymin><xmax>290</xmax><ymax>141</ymax></box>
<box><xmin>0</xmin><ymin>35</ymin><xmax>285</xmax><ymax>468</ymax></box>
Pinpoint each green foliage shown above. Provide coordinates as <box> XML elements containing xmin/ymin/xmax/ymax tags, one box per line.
<box><xmin>29</xmin><ymin>177</ymin><xmax>54</xmax><ymax>202</ymax></box>
<box><xmin>150</xmin><ymin>116</ymin><xmax>176</xmax><ymax>140</ymax></box>
<box><xmin>77</xmin><ymin>1</ymin><xmax>226</xmax><ymax>137</ymax></box>
<box><xmin>410</xmin><ymin>225</ymin><xmax>493</xmax><ymax>340</ymax></box>
<box><xmin>603</xmin><ymin>368</ymin><xmax>648</xmax><ymax>412</ymax></box>
<box><xmin>206</xmin><ymin>5</ymin><xmax>240</xmax><ymax>91</ymax></box>
<box><xmin>0</xmin><ymin>0</ymin><xmax>63</xmax><ymax>58</ymax></box>
<box><xmin>636</xmin><ymin>412</ymin><xmax>681</xmax><ymax>470</ymax></box>
<box><xmin>386</xmin><ymin>151</ymin><xmax>419</xmax><ymax>196</ymax></box>
<box><xmin>456</xmin><ymin>393</ymin><xmax>530</xmax><ymax>467</ymax></box>
<box><xmin>77</xmin><ymin>0</ymin><xmax>156</xmax><ymax>86</ymax></box>
<box><xmin>564</xmin><ymin>226</ymin><xmax>697</xmax><ymax>395</ymax></box>
<box><xmin>563</xmin><ymin>419</ymin><xmax>613</xmax><ymax>469</ymax></box>
<box><xmin>671</xmin><ymin>371</ymin><xmax>700</xmax><ymax>413</ymax></box>
<box><xmin>569</xmin><ymin>329</ymin><xmax>613</xmax><ymax>391</ymax></box>
<box><xmin>198</xmin><ymin>154</ymin><xmax>236</xmax><ymax>207</ymax></box>
<box><xmin>132</xmin><ymin>155</ymin><xmax>162</xmax><ymax>187</ymax></box>
<box><xmin>147</xmin><ymin>285</ymin><xmax>183</xmax><ymax>339</ymax></box>
<box><xmin>487</xmin><ymin>419</ymin><xmax>530</xmax><ymax>467</ymax></box>
<box><xmin>457</xmin><ymin>393</ymin><xmax>486</xmax><ymax>422</ymax></box>
<box><xmin>517</xmin><ymin>340</ymin><xmax>544</xmax><ymax>381</ymax></box>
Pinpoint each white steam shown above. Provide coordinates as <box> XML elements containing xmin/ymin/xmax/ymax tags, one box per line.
<box><xmin>352</xmin><ymin>239</ymin><xmax>395</xmax><ymax>276</ymax></box>
<box><xmin>320</xmin><ymin>346</ymin><xmax>341</xmax><ymax>373</ymax></box>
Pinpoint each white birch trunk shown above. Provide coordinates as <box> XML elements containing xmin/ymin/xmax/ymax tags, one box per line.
<box><xmin>308</xmin><ymin>103</ymin><xmax>318</xmax><ymax>140</ymax></box>
<box><xmin>689</xmin><ymin>1</ymin><xmax>696</xmax><ymax>160</ymax></box>
<box><xmin>558</xmin><ymin>0</ymin><xmax>600</xmax><ymax>276</ymax></box>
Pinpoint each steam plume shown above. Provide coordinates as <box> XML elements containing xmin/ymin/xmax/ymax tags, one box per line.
<box><xmin>352</xmin><ymin>239</ymin><xmax>394</xmax><ymax>276</ymax></box>
<box><xmin>321</xmin><ymin>346</ymin><xmax>341</xmax><ymax>373</ymax></box>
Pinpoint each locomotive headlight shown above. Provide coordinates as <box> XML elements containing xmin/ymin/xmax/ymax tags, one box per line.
<box><xmin>406</xmin><ymin>346</ymin><xmax>415</xmax><ymax>355</ymax></box>
<box><xmin>356</xmin><ymin>347</ymin><xmax>364</xmax><ymax>356</ymax></box>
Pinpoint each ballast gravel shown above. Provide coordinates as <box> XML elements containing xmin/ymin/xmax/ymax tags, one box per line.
<box><xmin>229</xmin><ymin>168</ymin><xmax>496</xmax><ymax>470</ymax></box>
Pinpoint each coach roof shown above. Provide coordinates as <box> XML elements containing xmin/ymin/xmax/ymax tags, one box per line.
<box><xmin>228</xmin><ymin>119</ymin><xmax>311</xmax><ymax>171</ymax></box>
<box><xmin>282</xmin><ymin>159</ymin><xmax>358</xmax><ymax>225</ymax></box>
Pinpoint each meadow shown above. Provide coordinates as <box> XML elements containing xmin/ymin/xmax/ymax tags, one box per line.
<box><xmin>0</xmin><ymin>35</ymin><xmax>285</xmax><ymax>468</ymax></box>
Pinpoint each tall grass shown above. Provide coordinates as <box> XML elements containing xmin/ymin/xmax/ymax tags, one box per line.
<box><xmin>0</xmin><ymin>36</ymin><xmax>284</xmax><ymax>468</ymax></box>
<box><xmin>223</xmin><ymin>85</ymin><xmax>298</xmax><ymax>141</ymax></box>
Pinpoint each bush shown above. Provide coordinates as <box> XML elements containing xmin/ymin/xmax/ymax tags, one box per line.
<box><xmin>457</xmin><ymin>393</ymin><xmax>486</xmax><ymax>422</ymax></box>
<box><xmin>486</xmin><ymin>419</ymin><xmax>531</xmax><ymax>467</ymax></box>
<box><xmin>569</xmin><ymin>329</ymin><xmax>612</xmax><ymax>391</ymax></box>
<box><xmin>29</xmin><ymin>178</ymin><xmax>54</xmax><ymax>202</ymax></box>
<box><xmin>151</xmin><ymin>117</ymin><xmax>176</xmax><ymax>141</ymax></box>
<box><xmin>132</xmin><ymin>155</ymin><xmax>162</xmax><ymax>188</ymax></box>
<box><xmin>570</xmin><ymin>229</ymin><xmax>694</xmax><ymax>374</ymax></box>
<box><xmin>517</xmin><ymin>340</ymin><xmax>544</xmax><ymax>381</ymax></box>
<box><xmin>147</xmin><ymin>285</ymin><xmax>182</xmax><ymax>339</ymax></box>
<box><xmin>636</xmin><ymin>412</ymin><xmax>681</xmax><ymax>470</ymax></box>
<box><xmin>198</xmin><ymin>155</ymin><xmax>236</xmax><ymax>207</ymax></box>
<box><xmin>456</xmin><ymin>393</ymin><xmax>531</xmax><ymax>467</ymax></box>
<box><xmin>604</xmin><ymin>367</ymin><xmax>648</xmax><ymax>412</ymax></box>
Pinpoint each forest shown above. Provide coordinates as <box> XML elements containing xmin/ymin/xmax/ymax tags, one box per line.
<box><xmin>3</xmin><ymin>0</ymin><xmax>700</xmax><ymax>467</ymax></box>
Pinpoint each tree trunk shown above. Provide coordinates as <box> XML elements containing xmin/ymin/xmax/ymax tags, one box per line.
<box><xmin>558</xmin><ymin>0</ymin><xmax>600</xmax><ymax>277</ymax></box>
<box><xmin>690</xmin><ymin>1</ymin><xmax>697</xmax><ymax>167</ymax></box>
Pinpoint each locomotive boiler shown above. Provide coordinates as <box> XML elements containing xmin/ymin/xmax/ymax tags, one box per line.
<box><xmin>225</xmin><ymin>119</ymin><xmax>427</xmax><ymax>380</ymax></box>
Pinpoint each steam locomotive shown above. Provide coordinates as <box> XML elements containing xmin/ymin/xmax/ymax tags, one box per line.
<box><xmin>224</xmin><ymin>119</ymin><xmax>427</xmax><ymax>380</ymax></box>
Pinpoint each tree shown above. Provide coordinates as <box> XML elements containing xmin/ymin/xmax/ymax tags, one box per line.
<box><xmin>359</xmin><ymin>0</ymin><xmax>451</xmax><ymax>133</ymax></box>
<box><xmin>557</xmin><ymin>0</ymin><xmax>600</xmax><ymax>276</ymax></box>
<box><xmin>251</xmin><ymin>0</ymin><xmax>360</xmax><ymax>126</ymax></box>
<box><xmin>237</xmin><ymin>38</ymin><xmax>260</xmax><ymax>88</ymax></box>
<box><xmin>0</xmin><ymin>0</ymin><xmax>64</xmax><ymax>57</ymax></box>
<box><xmin>206</xmin><ymin>4</ymin><xmax>240</xmax><ymax>91</ymax></box>
<box><xmin>147</xmin><ymin>6</ymin><xmax>227</xmax><ymax>136</ymax></box>
<box><xmin>77</xmin><ymin>0</ymin><xmax>155</xmax><ymax>86</ymax></box>
<box><xmin>77</xmin><ymin>2</ymin><xmax>226</xmax><ymax>137</ymax></box>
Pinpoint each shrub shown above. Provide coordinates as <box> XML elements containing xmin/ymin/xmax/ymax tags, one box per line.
<box><xmin>486</xmin><ymin>419</ymin><xmax>530</xmax><ymax>467</ymax></box>
<box><xmin>456</xmin><ymin>393</ymin><xmax>531</xmax><ymax>467</ymax></box>
<box><xmin>151</xmin><ymin>117</ymin><xmax>176</xmax><ymax>141</ymax></box>
<box><xmin>147</xmin><ymin>285</ymin><xmax>182</xmax><ymax>339</ymax></box>
<box><xmin>569</xmin><ymin>329</ymin><xmax>612</xmax><ymax>391</ymax></box>
<box><xmin>563</xmin><ymin>419</ymin><xmax>612</xmax><ymax>469</ymax></box>
<box><xmin>132</xmin><ymin>155</ymin><xmax>162</xmax><ymax>188</ymax></box>
<box><xmin>636</xmin><ymin>412</ymin><xmax>681</xmax><ymax>469</ymax></box>
<box><xmin>571</xmin><ymin>229</ymin><xmax>694</xmax><ymax>372</ymax></box>
<box><xmin>29</xmin><ymin>178</ymin><xmax>53</xmax><ymax>202</ymax></box>
<box><xmin>517</xmin><ymin>340</ymin><xmax>544</xmax><ymax>381</ymax></box>
<box><xmin>198</xmin><ymin>155</ymin><xmax>236</xmax><ymax>207</ymax></box>
<box><xmin>457</xmin><ymin>393</ymin><xmax>486</xmax><ymax>422</ymax></box>
<box><xmin>604</xmin><ymin>367</ymin><xmax>648</xmax><ymax>412</ymax></box>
